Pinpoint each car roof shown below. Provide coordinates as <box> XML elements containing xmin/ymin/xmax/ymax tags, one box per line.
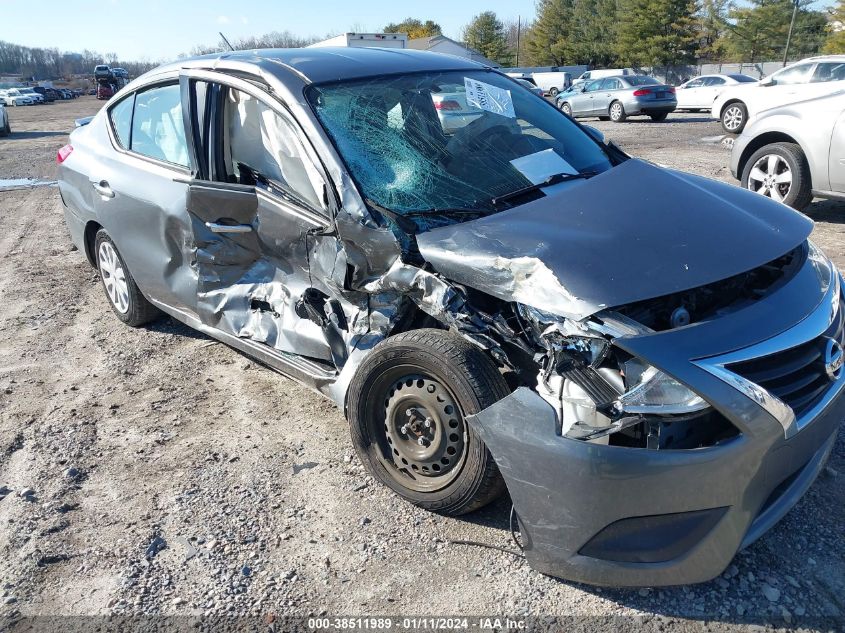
<box><xmin>168</xmin><ymin>47</ymin><xmax>485</xmax><ymax>84</ymax></box>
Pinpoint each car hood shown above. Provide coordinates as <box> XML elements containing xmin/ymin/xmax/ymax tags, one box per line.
<box><xmin>416</xmin><ymin>159</ymin><xmax>813</xmax><ymax>320</ymax></box>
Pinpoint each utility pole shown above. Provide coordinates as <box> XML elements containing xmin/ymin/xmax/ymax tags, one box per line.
<box><xmin>783</xmin><ymin>0</ymin><xmax>799</xmax><ymax>66</ymax></box>
<box><xmin>516</xmin><ymin>16</ymin><xmax>521</xmax><ymax>67</ymax></box>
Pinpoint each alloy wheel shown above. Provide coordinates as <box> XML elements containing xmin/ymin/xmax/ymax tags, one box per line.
<box><xmin>610</xmin><ymin>102</ymin><xmax>623</xmax><ymax>121</ymax></box>
<box><xmin>97</xmin><ymin>241</ymin><xmax>130</xmax><ymax>314</ymax></box>
<box><xmin>723</xmin><ymin>105</ymin><xmax>743</xmax><ymax>131</ymax></box>
<box><xmin>747</xmin><ymin>154</ymin><xmax>792</xmax><ymax>203</ymax></box>
<box><xmin>561</xmin><ymin>103</ymin><xmax>572</xmax><ymax>116</ymax></box>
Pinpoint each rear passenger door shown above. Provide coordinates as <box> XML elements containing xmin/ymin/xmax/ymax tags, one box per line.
<box><xmin>95</xmin><ymin>81</ymin><xmax>196</xmax><ymax>314</ymax></box>
<box><xmin>594</xmin><ymin>78</ymin><xmax>620</xmax><ymax>115</ymax></box>
<box><xmin>179</xmin><ymin>71</ymin><xmax>338</xmax><ymax>363</ymax></box>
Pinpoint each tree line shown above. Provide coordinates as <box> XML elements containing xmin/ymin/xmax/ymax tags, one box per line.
<box><xmin>3</xmin><ymin>1</ymin><xmax>844</xmax><ymax>82</ymax></box>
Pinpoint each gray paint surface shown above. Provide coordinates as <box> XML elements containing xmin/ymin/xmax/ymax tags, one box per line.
<box><xmin>418</xmin><ymin>159</ymin><xmax>812</xmax><ymax>319</ymax></box>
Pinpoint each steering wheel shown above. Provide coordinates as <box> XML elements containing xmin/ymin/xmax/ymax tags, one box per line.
<box><xmin>464</xmin><ymin>124</ymin><xmax>518</xmax><ymax>154</ymax></box>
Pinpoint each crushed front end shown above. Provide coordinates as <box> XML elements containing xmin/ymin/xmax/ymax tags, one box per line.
<box><xmin>461</xmin><ymin>243</ymin><xmax>845</xmax><ymax>586</ymax></box>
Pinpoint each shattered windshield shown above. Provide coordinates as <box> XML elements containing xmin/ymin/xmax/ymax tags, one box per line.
<box><xmin>307</xmin><ymin>70</ymin><xmax>612</xmax><ymax>219</ymax></box>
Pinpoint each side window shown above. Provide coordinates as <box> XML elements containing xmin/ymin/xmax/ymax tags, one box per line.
<box><xmin>108</xmin><ymin>94</ymin><xmax>134</xmax><ymax>148</ymax></box>
<box><xmin>224</xmin><ymin>88</ymin><xmax>323</xmax><ymax>210</ymax></box>
<box><xmin>811</xmin><ymin>62</ymin><xmax>845</xmax><ymax>83</ymax></box>
<box><xmin>686</xmin><ymin>79</ymin><xmax>704</xmax><ymax>88</ymax></box>
<box><xmin>585</xmin><ymin>79</ymin><xmax>603</xmax><ymax>92</ymax></box>
<box><xmin>707</xmin><ymin>77</ymin><xmax>726</xmax><ymax>86</ymax></box>
<box><xmin>130</xmin><ymin>84</ymin><xmax>189</xmax><ymax>167</ymax></box>
<box><xmin>770</xmin><ymin>64</ymin><xmax>813</xmax><ymax>85</ymax></box>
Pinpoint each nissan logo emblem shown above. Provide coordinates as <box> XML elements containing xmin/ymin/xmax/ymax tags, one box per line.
<box><xmin>824</xmin><ymin>337</ymin><xmax>844</xmax><ymax>381</ymax></box>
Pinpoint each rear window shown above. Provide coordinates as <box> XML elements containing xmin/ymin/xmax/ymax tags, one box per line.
<box><xmin>624</xmin><ymin>76</ymin><xmax>659</xmax><ymax>86</ymax></box>
<box><xmin>728</xmin><ymin>74</ymin><xmax>756</xmax><ymax>83</ymax></box>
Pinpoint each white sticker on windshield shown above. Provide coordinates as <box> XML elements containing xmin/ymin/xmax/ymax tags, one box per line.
<box><xmin>510</xmin><ymin>149</ymin><xmax>577</xmax><ymax>185</ymax></box>
<box><xmin>464</xmin><ymin>78</ymin><xmax>516</xmax><ymax>118</ymax></box>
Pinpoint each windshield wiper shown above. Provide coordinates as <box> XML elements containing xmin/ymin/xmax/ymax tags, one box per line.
<box><xmin>491</xmin><ymin>170</ymin><xmax>599</xmax><ymax>208</ymax></box>
<box><xmin>364</xmin><ymin>198</ymin><xmax>420</xmax><ymax>234</ymax></box>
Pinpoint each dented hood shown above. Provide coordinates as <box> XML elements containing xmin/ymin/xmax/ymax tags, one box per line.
<box><xmin>416</xmin><ymin>159</ymin><xmax>813</xmax><ymax>320</ymax></box>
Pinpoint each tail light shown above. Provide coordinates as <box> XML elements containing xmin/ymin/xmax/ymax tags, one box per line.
<box><xmin>434</xmin><ymin>100</ymin><xmax>462</xmax><ymax>111</ymax></box>
<box><xmin>56</xmin><ymin>144</ymin><xmax>73</xmax><ymax>164</ymax></box>
<box><xmin>632</xmin><ymin>88</ymin><xmax>653</xmax><ymax>97</ymax></box>
<box><xmin>668</xmin><ymin>86</ymin><xmax>676</xmax><ymax>94</ymax></box>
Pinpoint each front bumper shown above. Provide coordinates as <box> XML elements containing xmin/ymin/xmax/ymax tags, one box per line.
<box><xmin>467</xmin><ymin>257</ymin><xmax>844</xmax><ymax>586</ymax></box>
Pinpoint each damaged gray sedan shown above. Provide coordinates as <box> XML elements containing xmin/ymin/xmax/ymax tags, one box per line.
<box><xmin>58</xmin><ymin>48</ymin><xmax>844</xmax><ymax>587</ymax></box>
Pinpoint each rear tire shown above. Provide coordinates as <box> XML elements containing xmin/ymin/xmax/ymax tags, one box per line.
<box><xmin>721</xmin><ymin>101</ymin><xmax>747</xmax><ymax>134</ymax></box>
<box><xmin>347</xmin><ymin>329</ymin><xmax>510</xmax><ymax>516</ymax></box>
<box><xmin>549</xmin><ymin>87</ymin><xmax>559</xmax><ymax>97</ymax></box>
<box><xmin>740</xmin><ymin>142</ymin><xmax>812</xmax><ymax>211</ymax></box>
<box><xmin>650</xmin><ymin>112</ymin><xmax>669</xmax><ymax>122</ymax></box>
<box><xmin>609</xmin><ymin>101</ymin><xmax>626</xmax><ymax>122</ymax></box>
<box><xmin>94</xmin><ymin>230</ymin><xmax>161</xmax><ymax>327</ymax></box>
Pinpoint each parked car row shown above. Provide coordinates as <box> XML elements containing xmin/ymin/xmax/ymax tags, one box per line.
<box><xmin>0</xmin><ymin>86</ymin><xmax>84</xmax><ymax>105</ymax></box>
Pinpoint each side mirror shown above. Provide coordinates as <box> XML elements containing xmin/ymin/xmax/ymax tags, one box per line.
<box><xmin>583</xmin><ymin>125</ymin><xmax>605</xmax><ymax>144</ymax></box>
<box><xmin>760</xmin><ymin>77</ymin><xmax>775</xmax><ymax>87</ymax></box>
<box><xmin>580</xmin><ymin>85</ymin><xmax>588</xmax><ymax>93</ymax></box>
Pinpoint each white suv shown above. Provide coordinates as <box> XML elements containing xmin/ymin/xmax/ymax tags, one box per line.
<box><xmin>712</xmin><ymin>55</ymin><xmax>845</xmax><ymax>133</ymax></box>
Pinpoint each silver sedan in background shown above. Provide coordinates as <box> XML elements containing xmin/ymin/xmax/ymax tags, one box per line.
<box><xmin>556</xmin><ymin>75</ymin><xmax>677</xmax><ymax>122</ymax></box>
<box><xmin>731</xmin><ymin>89</ymin><xmax>845</xmax><ymax>210</ymax></box>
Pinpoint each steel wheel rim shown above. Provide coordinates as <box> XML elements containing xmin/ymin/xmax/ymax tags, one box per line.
<box><xmin>724</xmin><ymin>106</ymin><xmax>743</xmax><ymax>131</ymax></box>
<box><xmin>98</xmin><ymin>241</ymin><xmax>130</xmax><ymax>314</ymax></box>
<box><xmin>611</xmin><ymin>103</ymin><xmax>622</xmax><ymax>119</ymax></box>
<box><xmin>367</xmin><ymin>365</ymin><xmax>468</xmax><ymax>493</ymax></box>
<box><xmin>747</xmin><ymin>154</ymin><xmax>792</xmax><ymax>203</ymax></box>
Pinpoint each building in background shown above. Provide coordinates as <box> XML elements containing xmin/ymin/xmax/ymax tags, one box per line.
<box><xmin>308</xmin><ymin>33</ymin><xmax>407</xmax><ymax>49</ymax></box>
<box><xmin>407</xmin><ymin>35</ymin><xmax>500</xmax><ymax>67</ymax></box>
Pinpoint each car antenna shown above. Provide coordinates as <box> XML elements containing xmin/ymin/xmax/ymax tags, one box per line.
<box><xmin>219</xmin><ymin>32</ymin><xmax>236</xmax><ymax>52</ymax></box>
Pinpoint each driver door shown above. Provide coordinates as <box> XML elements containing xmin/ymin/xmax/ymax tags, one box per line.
<box><xmin>180</xmin><ymin>71</ymin><xmax>337</xmax><ymax>363</ymax></box>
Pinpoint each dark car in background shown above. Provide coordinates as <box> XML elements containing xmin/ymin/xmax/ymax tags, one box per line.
<box><xmin>57</xmin><ymin>48</ymin><xmax>843</xmax><ymax>587</ymax></box>
<box><xmin>32</xmin><ymin>86</ymin><xmax>56</xmax><ymax>102</ymax></box>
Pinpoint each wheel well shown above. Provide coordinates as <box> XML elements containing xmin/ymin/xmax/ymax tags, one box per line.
<box><xmin>737</xmin><ymin>132</ymin><xmax>803</xmax><ymax>180</ymax></box>
<box><xmin>83</xmin><ymin>221</ymin><xmax>103</xmax><ymax>268</ymax></box>
<box><xmin>720</xmin><ymin>99</ymin><xmax>744</xmax><ymax>117</ymax></box>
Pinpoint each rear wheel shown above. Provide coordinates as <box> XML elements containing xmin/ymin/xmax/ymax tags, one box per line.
<box><xmin>95</xmin><ymin>230</ymin><xmax>161</xmax><ymax>326</ymax></box>
<box><xmin>347</xmin><ymin>329</ymin><xmax>510</xmax><ymax>516</ymax></box>
<box><xmin>721</xmin><ymin>102</ymin><xmax>747</xmax><ymax>134</ymax></box>
<box><xmin>549</xmin><ymin>87</ymin><xmax>559</xmax><ymax>96</ymax></box>
<box><xmin>609</xmin><ymin>101</ymin><xmax>626</xmax><ymax>122</ymax></box>
<box><xmin>559</xmin><ymin>102</ymin><xmax>572</xmax><ymax>117</ymax></box>
<box><xmin>740</xmin><ymin>142</ymin><xmax>812</xmax><ymax>210</ymax></box>
<box><xmin>650</xmin><ymin>112</ymin><xmax>669</xmax><ymax>122</ymax></box>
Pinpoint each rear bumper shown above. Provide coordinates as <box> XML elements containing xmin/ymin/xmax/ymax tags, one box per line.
<box><xmin>626</xmin><ymin>102</ymin><xmax>677</xmax><ymax>116</ymax></box>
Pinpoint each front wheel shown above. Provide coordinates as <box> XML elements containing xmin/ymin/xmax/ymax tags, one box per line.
<box><xmin>740</xmin><ymin>142</ymin><xmax>812</xmax><ymax>210</ymax></box>
<box><xmin>559</xmin><ymin>102</ymin><xmax>572</xmax><ymax>117</ymax></box>
<box><xmin>609</xmin><ymin>101</ymin><xmax>626</xmax><ymax>122</ymax></box>
<box><xmin>347</xmin><ymin>329</ymin><xmax>510</xmax><ymax>516</ymax></box>
<box><xmin>721</xmin><ymin>102</ymin><xmax>747</xmax><ymax>134</ymax></box>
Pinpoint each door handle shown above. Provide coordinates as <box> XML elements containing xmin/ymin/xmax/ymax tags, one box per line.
<box><xmin>91</xmin><ymin>180</ymin><xmax>114</xmax><ymax>198</ymax></box>
<box><xmin>205</xmin><ymin>221</ymin><xmax>252</xmax><ymax>234</ymax></box>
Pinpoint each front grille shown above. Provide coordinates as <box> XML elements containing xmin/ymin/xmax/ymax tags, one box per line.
<box><xmin>728</xmin><ymin>301</ymin><xmax>844</xmax><ymax>418</ymax></box>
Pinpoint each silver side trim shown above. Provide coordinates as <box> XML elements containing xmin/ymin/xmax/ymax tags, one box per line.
<box><xmin>694</xmin><ymin>272</ymin><xmax>842</xmax><ymax>440</ymax></box>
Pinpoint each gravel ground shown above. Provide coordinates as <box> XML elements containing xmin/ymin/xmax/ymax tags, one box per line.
<box><xmin>0</xmin><ymin>99</ymin><xmax>843</xmax><ymax>631</ymax></box>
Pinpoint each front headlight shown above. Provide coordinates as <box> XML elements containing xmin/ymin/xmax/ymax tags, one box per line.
<box><xmin>617</xmin><ymin>360</ymin><xmax>709</xmax><ymax>414</ymax></box>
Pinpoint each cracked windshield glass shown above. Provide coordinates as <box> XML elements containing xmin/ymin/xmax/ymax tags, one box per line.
<box><xmin>308</xmin><ymin>70</ymin><xmax>613</xmax><ymax>227</ymax></box>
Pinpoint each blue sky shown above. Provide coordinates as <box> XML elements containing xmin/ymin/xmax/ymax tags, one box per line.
<box><xmin>0</xmin><ymin>0</ymin><xmax>536</xmax><ymax>62</ymax></box>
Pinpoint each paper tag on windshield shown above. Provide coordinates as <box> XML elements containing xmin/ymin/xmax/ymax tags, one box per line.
<box><xmin>464</xmin><ymin>78</ymin><xmax>516</xmax><ymax>118</ymax></box>
<box><xmin>510</xmin><ymin>149</ymin><xmax>577</xmax><ymax>184</ymax></box>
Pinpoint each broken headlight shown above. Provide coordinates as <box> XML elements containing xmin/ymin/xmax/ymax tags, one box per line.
<box><xmin>617</xmin><ymin>360</ymin><xmax>709</xmax><ymax>415</ymax></box>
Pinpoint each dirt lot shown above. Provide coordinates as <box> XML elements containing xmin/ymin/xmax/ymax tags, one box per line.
<box><xmin>0</xmin><ymin>98</ymin><xmax>843</xmax><ymax>630</ymax></box>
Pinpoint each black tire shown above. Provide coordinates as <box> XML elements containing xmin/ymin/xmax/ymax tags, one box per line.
<box><xmin>650</xmin><ymin>112</ymin><xmax>669</xmax><ymax>122</ymax></box>
<box><xmin>94</xmin><ymin>230</ymin><xmax>160</xmax><ymax>326</ymax></box>
<box><xmin>347</xmin><ymin>329</ymin><xmax>510</xmax><ymax>516</ymax></box>
<box><xmin>559</xmin><ymin>101</ymin><xmax>572</xmax><ymax>117</ymax></box>
<box><xmin>549</xmin><ymin>87</ymin><xmax>559</xmax><ymax>97</ymax></box>
<box><xmin>0</xmin><ymin>121</ymin><xmax>9</xmax><ymax>136</ymax></box>
<box><xmin>740</xmin><ymin>142</ymin><xmax>813</xmax><ymax>211</ymax></box>
<box><xmin>609</xmin><ymin>100</ymin><xmax>626</xmax><ymax>122</ymax></box>
<box><xmin>598</xmin><ymin>115</ymin><xmax>610</xmax><ymax>121</ymax></box>
<box><xmin>721</xmin><ymin>101</ymin><xmax>747</xmax><ymax>134</ymax></box>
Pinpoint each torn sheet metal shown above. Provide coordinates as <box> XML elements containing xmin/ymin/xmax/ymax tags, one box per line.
<box><xmin>416</xmin><ymin>159</ymin><xmax>812</xmax><ymax>320</ymax></box>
